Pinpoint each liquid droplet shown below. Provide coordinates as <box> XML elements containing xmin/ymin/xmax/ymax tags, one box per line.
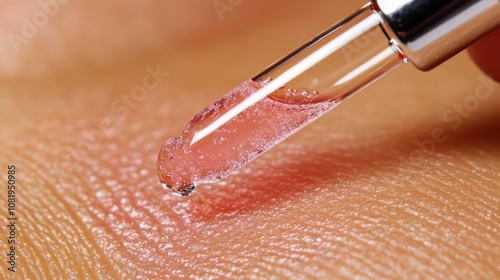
<box><xmin>161</xmin><ymin>181</ymin><xmax>197</xmax><ymax>196</ymax></box>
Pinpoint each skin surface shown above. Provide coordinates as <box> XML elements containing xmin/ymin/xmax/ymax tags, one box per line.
<box><xmin>1</xmin><ymin>1</ymin><xmax>499</xmax><ymax>279</ymax></box>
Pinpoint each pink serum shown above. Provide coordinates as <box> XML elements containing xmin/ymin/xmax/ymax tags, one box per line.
<box><xmin>157</xmin><ymin>1</ymin><xmax>500</xmax><ymax>195</ymax></box>
<box><xmin>157</xmin><ymin>81</ymin><xmax>336</xmax><ymax>195</ymax></box>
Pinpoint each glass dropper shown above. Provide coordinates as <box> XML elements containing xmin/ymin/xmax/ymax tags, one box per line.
<box><xmin>157</xmin><ymin>0</ymin><xmax>500</xmax><ymax>196</ymax></box>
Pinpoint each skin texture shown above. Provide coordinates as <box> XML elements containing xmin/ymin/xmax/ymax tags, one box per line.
<box><xmin>1</xmin><ymin>1</ymin><xmax>499</xmax><ymax>279</ymax></box>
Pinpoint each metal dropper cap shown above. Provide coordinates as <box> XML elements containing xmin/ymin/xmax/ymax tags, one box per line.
<box><xmin>372</xmin><ymin>0</ymin><xmax>500</xmax><ymax>71</ymax></box>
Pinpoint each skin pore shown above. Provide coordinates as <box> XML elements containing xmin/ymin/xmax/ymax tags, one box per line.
<box><xmin>1</xmin><ymin>1</ymin><xmax>499</xmax><ymax>278</ymax></box>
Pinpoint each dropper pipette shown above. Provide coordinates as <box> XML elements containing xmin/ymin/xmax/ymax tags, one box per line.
<box><xmin>157</xmin><ymin>0</ymin><xmax>500</xmax><ymax>196</ymax></box>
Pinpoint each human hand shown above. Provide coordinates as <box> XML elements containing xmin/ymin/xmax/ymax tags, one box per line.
<box><xmin>469</xmin><ymin>27</ymin><xmax>500</xmax><ymax>82</ymax></box>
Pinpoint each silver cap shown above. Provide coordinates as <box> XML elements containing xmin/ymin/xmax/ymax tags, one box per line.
<box><xmin>372</xmin><ymin>0</ymin><xmax>500</xmax><ymax>70</ymax></box>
